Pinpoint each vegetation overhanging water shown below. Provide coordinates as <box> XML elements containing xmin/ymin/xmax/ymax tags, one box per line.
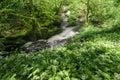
<box><xmin>0</xmin><ymin>0</ymin><xmax>120</xmax><ymax>79</ymax></box>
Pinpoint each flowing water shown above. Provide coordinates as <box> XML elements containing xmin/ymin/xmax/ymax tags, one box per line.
<box><xmin>47</xmin><ymin>6</ymin><xmax>79</xmax><ymax>48</ymax></box>
<box><xmin>0</xmin><ymin>6</ymin><xmax>81</xmax><ymax>57</ymax></box>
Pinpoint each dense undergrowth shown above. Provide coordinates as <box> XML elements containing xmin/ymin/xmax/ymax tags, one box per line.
<box><xmin>0</xmin><ymin>26</ymin><xmax>120</xmax><ymax>80</ymax></box>
<box><xmin>1</xmin><ymin>0</ymin><xmax>120</xmax><ymax>51</ymax></box>
<box><xmin>0</xmin><ymin>0</ymin><xmax>120</xmax><ymax>80</ymax></box>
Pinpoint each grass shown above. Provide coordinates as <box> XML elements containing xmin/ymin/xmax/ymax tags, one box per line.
<box><xmin>0</xmin><ymin>25</ymin><xmax>120</xmax><ymax>80</ymax></box>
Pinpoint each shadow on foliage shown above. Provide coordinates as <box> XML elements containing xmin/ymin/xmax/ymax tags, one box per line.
<box><xmin>0</xmin><ymin>45</ymin><xmax>119</xmax><ymax>80</ymax></box>
<box><xmin>78</xmin><ymin>26</ymin><xmax>120</xmax><ymax>42</ymax></box>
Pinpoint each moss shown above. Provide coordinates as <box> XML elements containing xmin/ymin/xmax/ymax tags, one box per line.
<box><xmin>2</xmin><ymin>38</ymin><xmax>26</xmax><ymax>51</ymax></box>
<box><xmin>48</xmin><ymin>27</ymin><xmax>62</xmax><ymax>38</ymax></box>
<box><xmin>0</xmin><ymin>42</ymin><xmax>5</xmax><ymax>51</ymax></box>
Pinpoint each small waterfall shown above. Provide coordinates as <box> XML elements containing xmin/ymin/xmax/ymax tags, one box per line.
<box><xmin>18</xmin><ymin>5</ymin><xmax>80</xmax><ymax>53</ymax></box>
<box><xmin>60</xmin><ymin>6</ymin><xmax>70</xmax><ymax>30</ymax></box>
<box><xmin>0</xmin><ymin>6</ymin><xmax>81</xmax><ymax>56</ymax></box>
<box><xmin>60</xmin><ymin>13</ymin><xmax>68</xmax><ymax>30</ymax></box>
<box><xmin>48</xmin><ymin>6</ymin><xmax>79</xmax><ymax>48</ymax></box>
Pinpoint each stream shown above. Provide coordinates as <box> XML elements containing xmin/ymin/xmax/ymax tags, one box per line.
<box><xmin>20</xmin><ymin>6</ymin><xmax>80</xmax><ymax>53</ymax></box>
<box><xmin>0</xmin><ymin>6</ymin><xmax>81</xmax><ymax>57</ymax></box>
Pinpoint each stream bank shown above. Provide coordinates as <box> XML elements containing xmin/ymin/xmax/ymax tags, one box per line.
<box><xmin>20</xmin><ymin>6</ymin><xmax>80</xmax><ymax>53</ymax></box>
<box><xmin>0</xmin><ymin>5</ymin><xmax>83</xmax><ymax>57</ymax></box>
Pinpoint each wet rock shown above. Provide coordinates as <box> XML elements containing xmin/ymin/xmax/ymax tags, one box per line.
<box><xmin>48</xmin><ymin>39</ymin><xmax>68</xmax><ymax>49</ymax></box>
<box><xmin>20</xmin><ymin>38</ymin><xmax>72</xmax><ymax>53</ymax></box>
<box><xmin>20</xmin><ymin>40</ymin><xmax>50</xmax><ymax>53</ymax></box>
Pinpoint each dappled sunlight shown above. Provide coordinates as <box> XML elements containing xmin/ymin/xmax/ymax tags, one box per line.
<box><xmin>93</xmin><ymin>41</ymin><xmax>120</xmax><ymax>48</ymax></box>
<box><xmin>0</xmin><ymin>0</ymin><xmax>120</xmax><ymax>80</ymax></box>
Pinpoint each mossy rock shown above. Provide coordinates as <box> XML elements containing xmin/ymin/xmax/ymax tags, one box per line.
<box><xmin>2</xmin><ymin>29</ymin><xmax>28</xmax><ymax>39</ymax></box>
<box><xmin>2</xmin><ymin>38</ymin><xmax>26</xmax><ymax>51</ymax></box>
<box><xmin>3</xmin><ymin>38</ymin><xmax>26</xmax><ymax>45</ymax></box>
<box><xmin>67</xmin><ymin>21</ymin><xmax>77</xmax><ymax>27</ymax></box>
<box><xmin>48</xmin><ymin>27</ymin><xmax>62</xmax><ymax>38</ymax></box>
